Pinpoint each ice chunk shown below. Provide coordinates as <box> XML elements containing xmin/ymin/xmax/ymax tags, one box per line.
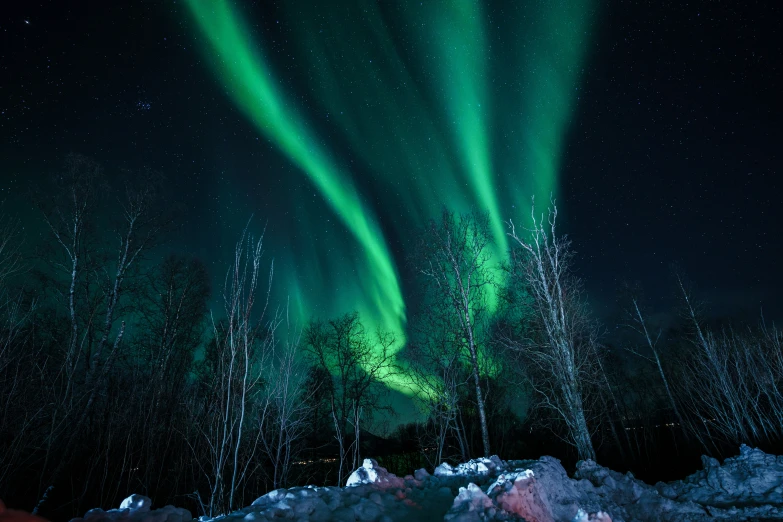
<box><xmin>250</xmin><ymin>488</ymin><xmax>288</xmax><ymax>507</ymax></box>
<box><xmin>346</xmin><ymin>458</ymin><xmax>404</xmax><ymax>489</ymax></box>
<box><xmin>572</xmin><ymin>508</ymin><xmax>612</xmax><ymax>522</ymax></box>
<box><xmin>670</xmin><ymin>444</ymin><xmax>783</xmax><ymax>506</ymax></box>
<box><xmin>118</xmin><ymin>495</ymin><xmax>151</xmax><ymax>512</ymax></box>
<box><xmin>347</xmin><ymin>459</ymin><xmax>382</xmax><ymax>486</ymax></box>
<box><xmin>435</xmin><ymin>456</ymin><xmax>504</xmax><ymax>479</ymax></box>
<box><xmin>444</xmin><ymin>483</ymin><xmax>494</xmax><ymax>520</ymax></box>
<box><xmin>434</xmin><ymin>462</ymin><xmax>455</xmax><ymax>477</ymax></box>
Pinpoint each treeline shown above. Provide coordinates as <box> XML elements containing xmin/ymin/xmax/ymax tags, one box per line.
<box><xmin>0</xmin><ymin>155</ymin><xmax>781</xmax><ymax>519</ymax></box>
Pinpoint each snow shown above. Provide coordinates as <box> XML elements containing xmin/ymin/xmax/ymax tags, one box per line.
<box><xmin>346</xmin><ymin>459</ymin><xmax>405</xmax><ymax>489</ymax></box>
<box><xmin>69</xmin><ymin>495</ymin><xmax>191</xmax><ymax>522</ymax></box>
<box><xmin>72</xmin><ymin>446</ymin><xmax>783</xmax><ymax>522</ymax></box>
<box><xmin>662</xmin><ymin>443</ymin><xmax>783</xmax><ymax>506</ymax></box>
<box><xmin>443</xmin><ymin>483</ymin><xmax>495</xmax><ymax>521</ymax></box>
<box><xmin>434</xmin><ymin>456</ymin><xmax>505</xmax><ymax>478</ymax></box>
<box><xmin>572</xmin><ymin>509</ymin><xmax>612</xmax><ymax>522</ymax></box>
<box><xmin>118</xmin><ymin>496</ymin><xmax>151</xmax><ymax>512</ymax></box>
<box><xmin>413</xmin><ymin>468</ymin><xmax>430</xmax><ymax>481</ymax></box>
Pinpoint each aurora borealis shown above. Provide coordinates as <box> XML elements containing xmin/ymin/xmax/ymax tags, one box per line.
<box><xmin>184</xmin><ymin>0</ymin><xmax>406</xmax><ymax>349</ymax></box>
<box><xmin>3</xmin><ymin>0</ymin><xmax>783</xmax><ymax>513</ymax></box>
<box><xmin>183</xmin><ymin>0</ymin><xmax>595</xmax><ymax>384</ymax></box>
<box><xmin>4</xmin><ymin>0</ymin><xmax>781</xmax><ymax>400</ymax></box>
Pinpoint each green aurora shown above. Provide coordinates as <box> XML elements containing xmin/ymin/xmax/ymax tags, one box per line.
<box><xmin>184</xmin><ymin>0</ymin><xmax>594</xmax><ymax>394</ymax></box>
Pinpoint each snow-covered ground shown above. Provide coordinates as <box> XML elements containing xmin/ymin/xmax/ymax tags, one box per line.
<box><xmin>74</xmin><ymin>445</ymin><xmax>783</xmax><ymax>522</ymax></box>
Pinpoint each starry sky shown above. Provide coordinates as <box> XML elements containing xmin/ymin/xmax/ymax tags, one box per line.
<box><xmin>1</xmin><ymin>0</ymin><xmax>781</xmax><ymax>363</ymax></box>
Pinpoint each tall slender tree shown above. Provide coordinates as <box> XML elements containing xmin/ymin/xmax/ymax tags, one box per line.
<box><xmin>506</xmin><ymin>201</ymin><xmax>598</xmax><ymax>462</ymax></box>
<box><xmin>411</xmin><ymin>210</ymin><xmax>493</xmax><ymax>457</ymax></box>
<box><xmin>34</xmin><ymin>158</ymin><xmax>163</xmax><ymax>513</ymax></box>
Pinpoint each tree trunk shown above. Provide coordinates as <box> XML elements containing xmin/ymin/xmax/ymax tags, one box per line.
<box><xmin>467</xmin><ymin>337</ymin><xmax>490</xmax><ymax>457</ymax></box>
<box><xmin>462</xmin><ymin>297</ymin><xmax>490</xmax><ymax>457</ymax></box>
<box><xmin>572</xmin><ymin>398</ymin><xmax>596</xmax><ymax>461</ymax></box>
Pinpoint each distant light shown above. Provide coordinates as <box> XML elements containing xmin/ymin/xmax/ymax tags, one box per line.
<box><xmin>24</xmin><ymin>19</ymin><xmax>30</xmax><ymax>24</ymax></box>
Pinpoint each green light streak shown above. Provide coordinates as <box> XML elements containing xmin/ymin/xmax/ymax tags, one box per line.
<box><xmin>429</xmin><ymin>0</ymin><xmax>507</xmax><ymax>255</ymax></box>
<box><xmin>277</xmin><ymin>1</ymin><xmax>474</xmax><ymax>225</ymax></box>
<box><xmin>184</xmin><ymin>0</ymin><xmax>595</xmax><ymax>398</ymax></box>
<box><xmin>498</xmin><ymin>0</ymin><xmax>595</xmax><ymax>219</ymax></box>
<box><xmin>184</xmin><ymin>0</ymin><xmax>406</xmax><ymax>350</ymax></box>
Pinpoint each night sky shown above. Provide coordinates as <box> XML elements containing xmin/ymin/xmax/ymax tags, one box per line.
<box><xmin>2</xmin><ymin>0</ymin><xmax>781</xmax><ymax>368</ymax></box>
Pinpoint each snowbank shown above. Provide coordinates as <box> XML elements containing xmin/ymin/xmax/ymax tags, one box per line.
<box><xmin>75</xmin><ymin>446</ymin><xmax>783</xmax><ymax>522</ymax></box>
<box><xmin>665</xmin><ymin>444</ymin><xmax>783</xmax><ymax>506</ymax></box>
<box><xmin>69</xmin><ymin>494</ymin><xmax>191</xmax><ymax>522</ymax></box>
<box><xmin>574</xmin><ymin>448</ymin><xmax>783</xmax><ymax>521</ymax></box>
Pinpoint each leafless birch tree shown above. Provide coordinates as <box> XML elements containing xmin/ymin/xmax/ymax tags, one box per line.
<box><xmin>129</xmin><ymin>255</ymin><xmax>210</xmax><ymax>497</ymax></box>
<box><xmin>195</xmin><ymin>225</ymin><xmax>278</xmax><ymax>515</ymax></box>
<box><xmin>0</xmin><ymin>213</ymin><xmax>40</xmax><ymax>493</ymax></box>
<box><xmin>305</xmin><ymin>312</ymin><xmax>397</xmax><ymax>485</ymax></box>
<box><xmin>35</xmin><ymin>159</ymin><xmax>162</xmax><ymax>514</ymax></box>
<box><xmin>675</xmin><ymin>275</ymin><xmax>783</xmax><ymax>446</ymax></box>
<box><xmin>258</xmin><ymin>316</ymin><xmax>314</xmax><ymax>489</ymax></box>
<box><xmin>506</xmin><ymin>201</ymin><xmax>598</xmax><ymax>462</ymax></box>
<box><xmin>411</xmin><ymin>210</ymin><xmax>493</xmax><ymax>457</ymax></box>
<box><xmin>405</xmin><ymin>298</ymin><xmax>472</xmax><ymax>465</ymax></box>
<box><xmin>620</xmin><ymin>290</ymin><xmax>687</xmax><ymax>437</ymax></box>
<box><xmin>0</xmin><ymin>213</ymin><xmax>22</xmax><ymax>287</ymax></box>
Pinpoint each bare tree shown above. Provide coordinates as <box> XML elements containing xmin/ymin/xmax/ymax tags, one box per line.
<box><xmin>37</xmin><ymin>154</ymin><xmax>101</xmax><ymax>391</ymax></box>
<box><xmin>35</xmin><ymin>159</ymin><xmax>163</xmax><ymax>514</ymax></box>
<box><xmin>0</xmin><ymin>211</ymin><xmax>40</xmax><ymax>494</ymax></box>
<box><xmin>194</xmin><ymin>225</ymin><xmax>278</xmax><ymax>515</ymax></box>
<box><xmin>129</xmin><ymin>255</ymin><xmax>211</xmax><ymax>497</ymax></box>
<box><xmin>0</xmin><ymin>213</ymin><xmax>23</xmax><ymax>287</ymax></box>
<box><xmin>620</xmin><ymin>289</ymin><xmax>687</xmax><ymax>436</ymax></box>
<box><xmin>305</xmin><ymin>312</ymin><xmax>398</xmax><ymax>485</ymax></box>
<box><xmin>258</xmin><ymin>314</ymin><xmax>315</xmax><ymax>489</ymax></box>
<box><xmin>506</xmin><ymin>201</ymin><xmax>598</xmax><ymax>462</ymax></box>
<box><xmin>409</xmin><ymin>349</ymin><xmax>468</xmax><ymax>464</ymax></box>
<box><xmin>0</xmin><ymin>212</ymin><xmax>29</xmax><ymax>374</ymax></box>
<box><xmin>405</xmin><ymin>302</ymin><xmax>471</xmax><ymax>464</ymax></box>
<box><xmin>411</xmin><ymin>209</ymin><xmax>493</xmax><ymax>457</ymax></box>
<box><xmin>674</xmin><ymin>275</ymin><xmax>783</xmax><ymax>446</ymax></box>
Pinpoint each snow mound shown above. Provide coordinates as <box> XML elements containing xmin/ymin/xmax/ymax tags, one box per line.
<box><xmin>69</xmin><ymin>495</ymin><xmax>191</xmax><ymax>522</ymax></box>
<box><xmin>575</xmin><ymin>449</ymin><xmax>783</xmax><ymax>521</ymax></box>
<box><xmin>442</xmin><ymin>448</ymin><xmax>783</xmax><ymax>521</ymax></box>
<box><xmin>666</xmin><ymin>443</ymin><xmax>783</xmax><ymax>506</ymax></box>
<box><xmin>347</xmin><ymin>458</ymin><xmax>405</xmax><ymax>489</ymax></box>
<box><xmin>435</xmin><ymin>456</ymin><xmax>505</xmax><ymax>478</ymax></box>
<box><xmin>445</xmin><ymin>458</ymin><xmax>609</xmax><ymax>522</ymax></box>
<box><xmin>414</xmin><ymin>468</ymin><xmax>430</xmax><ymax>481</ymax></box>
<box><xmin>76</xmin><ymin>446</ymin><xmax>783</xmax><ymax>522</ymax></box>
<box><xmin>444</xmin><ymin>483</ymin><xmax>495</xmax><ymax>521</ymax></box>
<box><xmin>209</xmin><ymin>475</ymin><xmax>450</xmax><ymax>522</ymax></box>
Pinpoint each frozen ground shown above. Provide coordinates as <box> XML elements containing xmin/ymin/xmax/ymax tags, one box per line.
<box><xmin>73</xmin><ymin>445</ymin><xmax>783</xmax><ymax>522</ymax></box>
